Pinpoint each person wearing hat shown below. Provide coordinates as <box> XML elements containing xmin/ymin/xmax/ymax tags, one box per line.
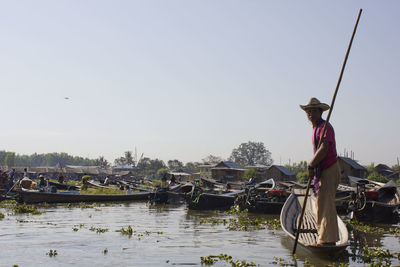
<box><xmin>300</xmin><ymin>97</ymin><xmax>341</xmax><ymax>247</ymax></box>
<box><xmin>39</xmin><ymin>174</ymin><xmax>47</xmax><ymax>188</ymax></box>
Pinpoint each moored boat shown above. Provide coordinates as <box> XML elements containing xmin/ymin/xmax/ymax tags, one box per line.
<box><xmin>280</xmin><ymin>192</ymin><xmax>349</xmax><ymax>253</ymax></box>
<box><xmin>16</xmin><ymin>189</ymin><xmax>150</xmax><ymax>204</ymax></box>
<box><xmin>235</xmin><ymin>179</ymin><xmax>288</xmax><ymax>214</ymax></box>
<box><xmin>187</xmin><ymin>186</ymin><xmax>244</xmax><ymax>210</ymax></box>
<box><xmin>349</xmin><ymin>176</ymin><xmax>400</xmax><ymax>223</ymax></box>
<box><xmin>48</xmin><ymin>181</ymin><xmax>80</xmax><ymax>191</ymax></box>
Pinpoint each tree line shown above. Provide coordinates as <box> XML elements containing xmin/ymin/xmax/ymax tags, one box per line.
<box><xmin>0</xmin><ymin>141</ymin><xmax>274</xmax><ymax>172</ymax></box>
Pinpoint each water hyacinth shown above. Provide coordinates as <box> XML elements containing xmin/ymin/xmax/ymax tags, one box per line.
<box><xmin>200</xmin><ymin>254</ymin><xmax>258</xmax><ymax>266</ymax></box>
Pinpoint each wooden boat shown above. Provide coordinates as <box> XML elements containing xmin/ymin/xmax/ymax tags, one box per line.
<box><xmin>335</xmin><ymin>184</ymin><xmax>355</xmax><ymax>215</ymax></box>
<box><xmin>149</xmin><ymin>183</ymin><xmax>193</xmax><ymax>204</ymax></box>
<box><xmin>280</xmin><ymin>192</ymin><xmax>349</xmax><ymax>253</ymax></box>
<box><xmin>187</xmin><ymin>187</ymin><xmax>244</xmax><ymax>210</ymax></box>
<box><xmin>16</xmin><ymin>189</ymin><xmax>150</xmax><ymax>204</ymax></box>
<box><xmin>235</xmin><ymin>179</ymin><xmax>288</xmax><ymax>214</ymax></box>
<box><xmin>87</xmin><ymin>180</ymin><xmax>111</xmax><ymax>189</ymax></box>
<box><xmin>349</xmin><ymin>176</ymin><xmax>400</xmax><ymax>223</ymax></box>
<box><xmin>48</xmin><ymin>181</ymin><xmax>80</xmax><ymax>191</ymax></box>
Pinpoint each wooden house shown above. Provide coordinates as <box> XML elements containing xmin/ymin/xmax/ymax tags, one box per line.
<box><xmin>338</xmin><ymin>157</ymin><xmax>368</xmax><ymax>184</ymax></box>
<box><xmin>375</xmin><ymin>164</ymin><xmax>399</xmax><ymax>181</ymax></box>
<box><xmin>211</xmin><ymin>161</ymin><xmax>245</xmax><ymax>182</ymax></box>
<box><xmin>262</xmin><ymin>165</ymin><xmax>296</xmax><ymax>182</ymax></box>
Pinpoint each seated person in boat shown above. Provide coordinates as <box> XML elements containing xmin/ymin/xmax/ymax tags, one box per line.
<box><xmin>300</xmin><ymin>97</ymin><xmax>341</xmax><ymax>247</ymax></box>
<box><xmin>125</xmin><ymin>185</ymin><xmax>132</xmax><ymax>195</ymax></box>
<box><xmin>0</xmin><ymin>170</ymin><xmax>9</xmax><ymax>189</ymax></box>
<box><xmin>169</xmin><ymin>175</ymin><xmax>177</xmax><ymax>186</ymax></box>
<box><xmin>39</xmin><ymin>174</ymin><xmax>47</xmax><ymax>187</ymax></box>
<box><xmin>58</xmin><ymin>174</ymin><xmax>65</xmax><ymax>184</ymax></box>
<box><xmin>103</xmin><ymin>176</ymin><xmax>110</xmax><ymax>186</ymax></box>
<box><xmin>161</xmin><ymin>173</ymin><xmax>168</xmax><ymax>188</ymax></box>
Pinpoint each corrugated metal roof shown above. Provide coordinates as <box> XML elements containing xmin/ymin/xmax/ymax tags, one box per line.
<box><xmin>215</xmin><ymin>161</ymin><xmax>241</xmax><ymax>169</ymax></box>
<box><xmin>271</xmin><ymin>165</ymin><xmax>295</xmax><ymax>176</ymax></box>
<box><xmin>339</xmin><ymin>157</ymin><xmax>366</xmax><ymax>170</ymax></box>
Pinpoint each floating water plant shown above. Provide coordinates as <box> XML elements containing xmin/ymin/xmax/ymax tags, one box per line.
<box><xmin>0</xmin><ymin>199</ymin><xmax>18</xmax><ymax>208</ymax></box>
<box><xmin>200</xmin><ymin>254</ymin><xmax>258</xmax><ymax>266</ymax></box>
<box><xmin>200</xmin><ymin>256</ymin><xmax>216</xmax><ymax>265</ymax></box>
<box><xmin>47</xmin><ymin>249</ymin><xmax>58</xmax><ymax>257</ymax></box>
<box><xmin>359</xmin><ymin>246</ymin><xmax>393</xmax><ymax>266</ymax></box>
<box><xmin>0</xmin><ymin>212</ymin><xmax>4</xmax><ymax>219</ymax></box>
<box><xmin>72</xmin><ymin>227</ymin><xmax>79</xmax><ymax>232</ymax></box>
<box><xmin>116</xmin><ymin>225</ymin><xmax>134</xmax><ymax>237</ymax></box>
<box><xmin>12</xmin><ymin>204</ymin><xmax>43</xmax><ymax>215</ymax></box>
<box><xmin>103</xmin><ymin>248</ymin><xmax>108</xmax><ymax>254</ymax></box>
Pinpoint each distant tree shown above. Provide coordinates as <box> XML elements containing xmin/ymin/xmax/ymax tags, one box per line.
<box><xmin>137</xmin><ymin>157</ymin><xmax>151</xmax><ymax>170</ymax></box>
<box><xmin>114</xmin><ymin>151</ymin><xmax>135</xmax><ymax>166</ymax></box>
<box><xmin>285</xmin><ymin>161</ymin><xmax>308</xmax><ymax>174</ymax></box>
<box><xmin>167</xmin><ymin>159</ymin><xmax>183</xmax><ymax>171</ymax></box>
<box><xmin>297</xmin><ymin>171</ymin><xmax>308</xmax><ymax>183</ymax></box>
<box><xmin>0</xmin><ymin>151</ymin><xmax>6</xmax><ymax>165</ymax></box>
<box><xmin>243</xmin><ymin>168</ymin><xmax>258</xmax><ymax>181</ymax></box>
<box><xmin>201</xmin><ymin>155</ymin><xmax>223</xmax><ymax>165</ymax></box>
<box><xmin>229</xmin><ymin>141</ymin><xmax>273</xmax><ymax>167</ymax></box>
<box><xmin>156</xmin><ymin>168</ymin><xmax>169</xmax><ymax>178</ymax></box>
<box><xmin>95</xmin><ymin>156</ymin><xmax>110</xmax><ymax>168</ymax></box>
<box><xmin>4</xmin><ymin>152</ymin><xmax>16</xmax><ymax>167</ymax></box>
<box><xmin>367</xmin><ymin>171</ymin><xmax>388</xmax><ymax>183</ymax></box>
<box><xmin>184</xmin><ymin>162</ymin><xmax>201</xmax><ymax>171</ymax></box>
<box><xmin>365</xmin><ymin>163</ymin><xmax>375</xmax><ymax>174</ymax></box>
<box><xmin>148</xmin><ymin>159</ymin><xmax>166</xmax><ymax>172</ymax></box>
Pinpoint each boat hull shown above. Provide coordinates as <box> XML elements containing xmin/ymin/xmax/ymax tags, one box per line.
<box><xmin>17</xmin><ymin>190</ymin><xmax>150</xmax><ymax>204</ymax></box>
<box><xmin>188</xmin><ymin>193</ymin><xmax>235</xmax><ymax>210</ymax></box>
<box><xmin>280</xmin><ymin>193</ymin><xmax>349</xmax><ymax>253</ymax></box>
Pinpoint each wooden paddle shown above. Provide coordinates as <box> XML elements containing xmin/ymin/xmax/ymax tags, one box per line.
<box><xmin>292</xmin><ymin>9</ymin><xmax>363</xmax><ymax>254</ymax></box>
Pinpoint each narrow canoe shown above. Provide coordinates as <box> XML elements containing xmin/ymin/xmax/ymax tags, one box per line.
<box><xmin>48</xmin><ymin>181</ymin><xmax>80</xmax><ymax>191</ymax></box>
<box><xmin>280</xmin><ymin>193</ymin><xmax>349</xmax><ymax>253</ymax></box>
<box><xmin>16</xmin><ymin>189</ymin><xmax>150</xmax><ymax>204</ymax></box>
<box><xmin>187</xmin><ymin>189</ymin><xmax>244</xmax><ymax>210</ymax></box>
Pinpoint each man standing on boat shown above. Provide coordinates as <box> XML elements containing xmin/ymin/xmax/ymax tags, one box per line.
<box><xmin>300</xmin><ymin>97</ymin><xmax>341</xmax><ymax>246</ymax></box>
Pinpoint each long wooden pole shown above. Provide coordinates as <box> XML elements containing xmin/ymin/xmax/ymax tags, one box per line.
<box><xmin>292</xmin><ymin>8</ymin><xmax>363</xmax><ymax>255</ymax></box>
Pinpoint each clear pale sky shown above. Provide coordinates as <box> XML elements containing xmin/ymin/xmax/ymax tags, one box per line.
<box><xmin>1</xmin><ymin>1</ymin><xmax>399</xmax><ymax>166</ymax></box>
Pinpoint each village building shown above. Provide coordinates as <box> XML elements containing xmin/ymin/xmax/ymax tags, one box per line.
<box><xmin>211</xmin><ymin>161</ymin><xmax>245</xmax><ymax>182</ymax></box>
<box><xmin>338</xmin><ymin>157</ymin><xmax>368</xmax><ymax>184</ymax></box>
<box><xmin>263</xmin><ymin>165</ymin><xmax>296</xmax><ymax>182</ymax></box>
<box><xmin>244</xmin><ymin>164</ymin><xmax>296</xmax><ymax>182</ymax></box>
<box><xmin>375</xmin><ymin>164</ymin><xmax>399</xmax><ymax>181</ymax></box>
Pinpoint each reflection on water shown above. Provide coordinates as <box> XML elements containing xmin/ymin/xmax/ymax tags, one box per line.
<box><xmin>0</xmin><ymin>201</ymin><xmax>399</xmax><ymax>266</ymax></box>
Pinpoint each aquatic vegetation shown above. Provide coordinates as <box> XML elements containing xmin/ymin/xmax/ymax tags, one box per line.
<box><xmin>271</xmin><ymin>256</ymin><xmax>295</xmax><ymax>266</ymax></box>
<box><xmin>0</xmin><ymin>211</ymin><xmax>4</xmax><ymax>219</ymax></box>
<box><xmin>12</xmin><ymin>204</ymin><xmax>43</xmax><ymax>215</ymax></box>
<box><xmin>116</xmin><ymin>225</ymin><xmax>134</xmax><ymax>237</ymax></box>
<box><xmin>200</xmin><ymin>256</ymin><xmax>216</xmax><ymax>265</ymax></box>
<box><xmin>103</xmin><ymin>248</ymin><xmax>108</xmax><ymax>254</ymax></box>
<box><xmin>358</xmin><ymin>246</ymin><xmax>393</xmax><ymax>266</ymax></box>
<box><xmin>88</xmin><ymin>226</ymin><xmax>108</xmax><ymax>233</ymax></box>
<box><xmin>80</xmin><ymin>187</ymin><xmax>127</xmax><ymax>195</ymax></box>
<box><xmin>198</xmin><ymin>217</ymin><xmax>227</xmax><ymax>225</ymax></box>
<box><xmin>72</xmin><ymin>227</ymin><xmax>79</xmax><ymax>231</ymax></box>
<box><xmin>201</xmin><ymin>254</ymin><xmax>258</xmax><ymax>266</ymax></box>
<box><xmin>46</xmin><ymin>249</ymin><xmax>58</xmax><ymax>257</ymax></box>
<box><xmin>347</xmin><ymin>220</ymin><xmax>400</xmax><ymax>236</ymax></box>
<box><xmin>197</xmin><ymin>207</ymin><xmax>281</xmax><ymax>232</ymax></box>
<box><xmin>0</xmin><ymin>199</ymin><xmax>18</xmax><ymax>208</ymax></box>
